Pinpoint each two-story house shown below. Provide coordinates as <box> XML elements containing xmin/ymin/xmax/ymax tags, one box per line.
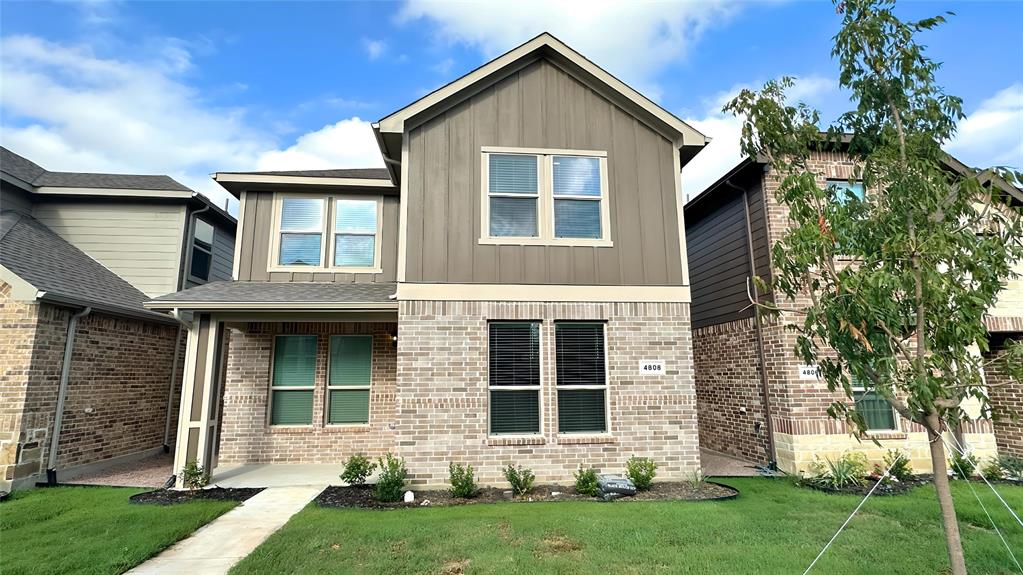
<box><xmin>0</xmin><ymin>147</ymin><xmax>236</xmax><ymax>491</ymax></box>
<box><xmin>147</xmin><ymin>33</ymin><xmax>709</xmax><ymax>486</ymax></box>
<box><xmin>684</xmin><ymin>144</ymin><xmax>1022</xmax><ymax>474</ymax></box>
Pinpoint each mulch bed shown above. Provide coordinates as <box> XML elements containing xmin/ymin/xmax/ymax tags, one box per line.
<box><xmin>129</xmin><ymin>487</ymin><xmax>263</xmax><ymax>505</ymax></box>
<box><xmin>315</xmin><ymin>481</ymin><xmax>737</xmax><ymax>509</ymax></box>
<box><xmin>800</xmin><ymin>474</ymin><xmax>932</xmax><ymax>496</ymax></box>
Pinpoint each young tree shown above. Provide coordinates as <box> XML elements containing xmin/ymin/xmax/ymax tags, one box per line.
<box><xmin>724</xmin><ymin>1</ymin><xmax>1023</xmax><ymax>572</ymax></box>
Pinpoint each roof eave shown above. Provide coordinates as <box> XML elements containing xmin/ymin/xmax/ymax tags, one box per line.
<box><xmin>144</xmin><ymin>300</ymin><xmax>400</xmax><ymax>312</ymax></box>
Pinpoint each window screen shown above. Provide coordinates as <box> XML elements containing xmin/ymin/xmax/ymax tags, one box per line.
<box><xmin>553</xmin><ymin>156</ymin><xmax>602</xmax><ymax>239</ymax></box>
<box><xmin>555</xmin><ymin>323</ymin><xmax>607</xmax><ymax>433</ymax></box>
<box><xmin>328</xmin><ymin>335</ymin><xmax>372</xmax><ymax>424</ymax></box>
<box><xmin>488</xmin><ymin>154</ymin><xmax>539</xmax><ymax>237</ymax></box>
<box><xmin>279</xmin><ymin>198</ymin><xmax>324</xmax><ymax>266</ymax></box>
<box><xmin>489</xmin><ymin>322</ymin><xmax>541</xmax><ymax>434</ymax></box>
<box><xmin>334</xmin><ymin>199</ymin><xmax>378</xmax><ymax>268</ymax></box>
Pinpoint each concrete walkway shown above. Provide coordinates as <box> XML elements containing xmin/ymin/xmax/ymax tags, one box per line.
<box><xmin>701</xmin><ymin>448</ymin><xmax>763</xmax><ymax>477</ymax></box>
<box><xmin>126</xmin><ymin>485</ymin><xmax>324</xmax><ymax>574</ymax></box>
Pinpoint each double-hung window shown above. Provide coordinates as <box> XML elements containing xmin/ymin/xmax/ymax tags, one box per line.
<box><xmin>488</xmin><ymin>322</ymin><xmax>541</xmax><ymax>435</ymax></box>
<box><xmin>273</xmin><ymin>195</ymin><xmax>383</xmax><ymax>271</ymax></box>
<box><xmin>851</xmin><ymin>377</ymin><xmax>897</xmax><ymax>431</ymax></box>
<box><xmin>270</xmin><ymin>335</ymin><xmax>317</xmax><ymax>425</ymax></box>
<box><xmin>555</xmin><ymin>323</ymin><xmax>608</xmax><ymax>433</ymax></box>
<box><xmin>328</xmin><ymin>335</ymin><xmax>373</xmax><ymax>424</ymax></box>
<box><xmin>482</xmin><ymin>148</ymin><xmax>610</xmax><ymax>245</ymax></box>
<box><xmin>278</xmin><ymin>198</ymin><xmax>325</xmax><ymax>266</ymax></box>
<box><xmin>189</xmin><ymin>219</ymin><xmax>214</xmax><ymax>281</ymax></box>
<box><xmin>828</xmin><ymin>179</ymin><xmax>865</xmax><ymax>203</ymax></box>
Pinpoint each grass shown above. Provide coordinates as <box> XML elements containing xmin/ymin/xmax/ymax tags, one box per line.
<box><xmin>231</xmin><ymin>478</ymin><xmax>1022</xmax><ymax>575</ymax></box>
<box><xmin>1</xmin><ymin>486</ymin><xmax>238</xmax><ymax>575</ymax></box>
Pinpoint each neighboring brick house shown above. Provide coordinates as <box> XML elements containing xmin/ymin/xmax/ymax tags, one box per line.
<box><xmin>684</xmin><ymin>147</ymin><xmax>1022</xmax><ymax>474</ymax></box>
<box><xmin>147</xmin><ymin>33</ymin><xmax>709</xmax><ymax>487</ymax></box>
<box><xmin>0</xmin><ymin>148</ymin><xmax>236</xmax><ymax>491</ymax></box>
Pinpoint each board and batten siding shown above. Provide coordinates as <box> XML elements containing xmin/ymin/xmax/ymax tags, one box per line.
<box><xmin>235</xmin><ymin>191</ymin><xmax>399</xmax><ymax>283</ymax></box>
<box><xmin>32</xmin><ymin>201</ymin><xmax>187</xmax><ymax>297</ymax></box>
<box><xmin>211</xmin><ymin>224</ymin><xmax>234</xmax><ymax>282</ymax></box>
<box><xmin>403</xmin><ymin>58</ymin><xmax>685</xmax><ymax>286</ymax></box>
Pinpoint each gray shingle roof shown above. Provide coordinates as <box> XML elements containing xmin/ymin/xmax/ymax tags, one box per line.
<box><xmin>221</xmin><ymin>168</ymin><xmax>391</xmax><ymax>180</ymax></box>
<box><xmin>1</xmin><ymin>210</ymin><xmax>169</xmax><ymax>320</ymax></box>
<box><xmin>1</xmin><ymin>147</ymin><xmax>191</xmax><ymax>191</ymax></box>
<box><xmin>149</xmin><ymin>281</ymin><xmax>397</xmax><ymax>307</ymax></box>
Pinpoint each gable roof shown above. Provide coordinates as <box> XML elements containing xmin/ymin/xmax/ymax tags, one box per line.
<box><xmin>0</xmin><ymin>210</ymin><xmax>174</xmax><ymax>322</ymax></box>
<box><xmin>1</xmin><ymin>147</ymin><xmax>191</xmax><ymax>193</ymax></box>
<box><xmin>373</xmin><ymin>32</ymin><xmax>708</xmax><ymax>176</ymax></box>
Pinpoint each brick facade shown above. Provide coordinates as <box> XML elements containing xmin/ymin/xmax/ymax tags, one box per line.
<box><xmin>217</xmin><ymin>322</ymin><xmax>398</xmax><ymax>465</ymax></box>
<box><xmin>1</xmin><ymin>282</ymin><xmax>181</xmax><ymax>491</ymax></box>
<box><xmin>692</xmin><ymin>317</ymin><xmax>769</xmax><ymax>462</ymax></box>
<box><xmin>395</xmin><ymin>300</ymin><xmax>700</xmax><ymax>486</ymax></box>
<box><xmin>987</xmin><ymin>341</ymin><xmax>1023</xmax><ymax>458</ymax></box>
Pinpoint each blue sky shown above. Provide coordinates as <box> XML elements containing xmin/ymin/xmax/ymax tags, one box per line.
<box><xmin>2</xmin><ymin>0</ymin><xmax>1020</xmax><ymax>212</ymax></box>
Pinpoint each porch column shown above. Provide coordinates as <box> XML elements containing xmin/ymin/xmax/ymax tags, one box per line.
<box><xmin>172</xmin><ymin>313</ymin><xmax>225</xmax><ymax>487</ymax></box>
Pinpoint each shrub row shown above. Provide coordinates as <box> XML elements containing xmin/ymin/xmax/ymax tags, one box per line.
<box><xmin>803</xmin><ymin>449</ymin><xmax>1023</xmax><ymax>488</ymax></box>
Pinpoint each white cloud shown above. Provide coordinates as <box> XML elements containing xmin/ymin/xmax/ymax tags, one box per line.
<box><xmin>255</xmin><ymin>118</ymin><xmax>384</xmax><ymax>171</ymax></box>
<box><xmin>947</xmin><ymin>83</ymin><xmax>1023</xmax><ymax>168</ymax></box>
<box><xmin>0</xmin><ymin>35</ymin><xmax>385</xmax><ymax>214</ymax></box>
<box><xmin>362</xmin><ymin>38</ymin><xmax>387</xmax><ymax>60</ymax></box>
<box><xmin>681</xmin><ymin>75</ymin><xmax>837</xmax><ymax>201</ymax></box>
<box><xmin>398</xmin><ymin>0</ymin><xmax>738</xmax><ymax>99</ymax></box>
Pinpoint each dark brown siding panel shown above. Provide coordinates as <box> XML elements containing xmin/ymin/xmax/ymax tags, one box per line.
<box><xmin>686</xmin><ymin>190</ymin><xmax>753</xmax><ymax>328</ymax></box>
<box><xmin>235</xmin><ymin>191</ymin><xmax>398</xmax><ymax>283</ymax></box>
<box><xmin>404</xmin><ymin>58</ymin><xmax>683</xmax><ymax>286</ymax></box>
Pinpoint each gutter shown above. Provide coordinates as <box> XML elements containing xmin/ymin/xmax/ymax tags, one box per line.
<box><xmin>46</xmin><ymin>306</ymin><xmax>92</xmax><ymax>486</ymax></box>
<box><xmin>726</xmin><ymin>178</ymin><xmax>777</xmax><ymax>469</ymax></box>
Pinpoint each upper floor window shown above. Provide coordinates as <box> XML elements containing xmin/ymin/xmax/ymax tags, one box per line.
<box><xmin>481</xmin><ymin>148</ymin><xmax>611</xmax><ymax>246</ymax></box>
<box><xmin>827</xmin><ymin>179</ymin><xmax>865</xmax><ymax>203</ymax></box>
<box><xmin>189</xmin><ymin>219</ymin><xmax>214</xmax><ymax>281</ymax></box>
<box><xmin>271</xmin><ymin>194</ymin><xmax>382</xmax><ymax>272</ymax></box>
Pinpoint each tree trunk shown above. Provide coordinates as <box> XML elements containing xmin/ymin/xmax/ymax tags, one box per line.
<box><xmin>926</xmin><ymin>420</ymin><xmax>967</xmax><ymax>575</ymax></box>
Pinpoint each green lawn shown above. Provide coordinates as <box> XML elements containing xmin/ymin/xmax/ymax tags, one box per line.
<box><xmin>1</xmin><ymin>486</ymin><xmax>237</xmax><ymax>575</ymax></box>
<box><xmin>232</xmin><ymin>478</ymin><xmax>1022</xmax><ymax>575</ymax></box>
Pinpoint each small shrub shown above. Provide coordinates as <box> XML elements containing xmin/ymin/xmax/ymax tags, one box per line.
<box><xmin>685</xmin><ymin>470</ymin><xmax>706</xmax><ymax>490</ymax></box>
<box><xmin>949</xmin><ymin>452</ymin><xmax>978</xmax><ymax>480</ymax></box>
<box><xmin>503</xmin><ymin>464</ymin><xmax>535</xmax><ymax>497</ymax></box>
<box><xmin>981</xmin><ymin>458</ymin><xmax>1004</xmax><ymax>482</ymax></box>
<box><xmin>181</xmin><ymin>459</ymin><xmax>210</xmax><ymax>492</ymax></box>
<box><xmin>340</xmin><ymin>454</ymin><xmax>377</xmax><ymax>486</ymax></box>
<box><xmin>574</xmin><ymin>466</ymin><xmax>600</xmax><ymax>497</ymax></box>
<box><xmin>883</xmin><ymin>449</ymin><xmax>913</xmax><ymax>481</ymax></box>
<box><xmin>625</xmin><ymin>456</ymin><xmax>658</xmax><ymax>491</ymax></box>
<box><xmin>997</xmin><ymin>455</ymin><xmax>1023</xmax><ymax>481</ymax></box>
<box><xmin>806</xmin><ymin>452</ymin><xmax>868</xmax><ymax>489</ymax></box>
<box><xmin>448</xmin><ymin>462</ymin><xmax>479</xmax><ymax>498</ymax></box>
<box><xmin>374</xmin><ymin>453</ymin><xmax>408</xmax><ymax>502</ymax></box>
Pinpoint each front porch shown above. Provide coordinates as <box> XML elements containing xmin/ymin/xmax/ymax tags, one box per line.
<box><xmin>211</xmin><ymin>463</ymin><xmax>339</xmax><ymax>488</ymax></box>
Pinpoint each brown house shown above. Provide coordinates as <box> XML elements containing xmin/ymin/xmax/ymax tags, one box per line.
<box><xmin>0</xmin><ymin>148</ymin><xmax>236</xmax><ymax>492</ymax></box>
<box><xmin>147</xmin><ymin>33</ymin><xmax>711</xmax><ymax>487</ymax></box>
<box><xmin>684</xmin><ymin>146</ymin><xmax>1023</xmax><ymax>474</ymax></box>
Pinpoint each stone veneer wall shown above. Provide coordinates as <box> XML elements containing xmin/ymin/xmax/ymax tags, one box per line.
<box><xmin>395</xmin><ymin>300</ymin><xmax>700</xmax><ymax>487</ymax></box>
<box><xmin>217</xmin><ymin>322</ymin><xmax>398</xmax><ymax>464</ymax></box>
<box><xmin>1</xmin><ymin>282</ymin><xmax>180</xmax><ymax>490</ymax></box>
<box><xmin>692</xmin><ymin>317</ymin><xmax>769</xmax><ymax>462</ymax></box>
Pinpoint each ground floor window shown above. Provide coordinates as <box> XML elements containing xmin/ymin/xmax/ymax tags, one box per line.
<box><xmin>852</xmin><ymin>378</ymin><xmax>897</xmax><ymax>430</ymax></box>
<box><xmin>270</xmin><ymin>335</ymin><xmax>317</xmax><ymax>425</ymax></box>
<box><xmin>488</xmin><ymin>322</ymin><xmax>541</xmax><ymax>435</ymax></box>
<box><xmin>555</xmin><ymin>322</ymin><xmax>607</xmax><ymax>433</ymax></box>
<box><xmin>328</xmin><ymin>335</ymin><xmax>373</xmax><ymax>424</ymax></box>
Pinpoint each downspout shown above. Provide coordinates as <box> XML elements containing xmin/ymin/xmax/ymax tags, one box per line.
<box><xmin>46</xmin><ymin>306</ymin><xmax>92</xmax><ymax>486</ymax></box>
<box><xmin>727</xmin><ymin>178</ymin><xmax>777</xmax><ymax>469</ymax></box>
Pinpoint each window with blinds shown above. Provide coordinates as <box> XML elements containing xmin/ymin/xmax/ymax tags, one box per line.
<box><xmin>851</xmin><ymin>377</ymin><xmax>897</xmax><ymax>431</ymax></box>
<box><xmin>555</xmin><ymin>323</ymin><xmax>607</xmax><ymax>433</ymax></box>
<box><xmin>482</xmin><ymin>149</ymin><xmax>609</xmax><ymax>244</ymax></box>
<box><xmin>270</xmin><ymin>335</ymin><xmax>317</xmax><ymax>425</ymax></box>
<box><xmin>334</xmin><ymin>199</ymin><xmax>379</xmax><ymax>268</ymax></box>
<box><xmin>328</xmin><ymin>335</ymin><xmax>373</xmax><ymax>424</ymax></box>
<box><xmin>488</xmin><ymin>322</ymin><xmax>541</xmax><ymax>435</ymax></box>
<box><xmin>279</xmin><ymin>198</ymin><xmax>325</xmax><ymax>266</ymax></box>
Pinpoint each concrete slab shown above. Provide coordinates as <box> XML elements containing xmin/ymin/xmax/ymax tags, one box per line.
<box><xmin>125</xmin><ymin>485</ymin><xmax>323</xmax><ymax>575</ymax></box>
<box><xmin>67</xmin><ymin>452</ymin><xmax>173</xmax><ymax>488</ymax></box>
<box><xmin>211</xmin><ymin>463</ymin><xmax>339</xmax><ymax>488</ymax></box>
<box><xmin>701</xmin><ymin>448</ymin><xmax>763</xmax><ymax>477</ymax></box>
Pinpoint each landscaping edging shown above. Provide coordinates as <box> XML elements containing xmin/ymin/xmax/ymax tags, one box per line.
<box><xmin>315</xmin><ymin>481</ymin><xmax>739</xmax><ymax>509</ymax></box>
<box><xmin>130</xmin><ymin>487</ymin><xmax>264</xmax><ymax>505</ymax></box>
<box><xmin>799</xmin><ymin>475</ymin><xmax>932</xmax><ymax>496</ymax></box>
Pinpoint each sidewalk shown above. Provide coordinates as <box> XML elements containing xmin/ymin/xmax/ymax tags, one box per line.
<box><xmin>126</xmin><ymin>485</ymin><xmax>324</xmax><ymax>574</ymax></box>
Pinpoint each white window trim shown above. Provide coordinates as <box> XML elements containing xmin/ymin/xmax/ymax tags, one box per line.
<box><xmin>325</xmin><ymin>335</ymin><xmax>373</xmax><ymax>427</ymax></box>
<box><xmin>851</xmin><ymin>379</ymin><xmax>900</xmax><ymax>433</ymax></box>
<box><xmin>267</xmin><ymin>335</ymin><xmax>316</xmax><ymax>428</ymax></box>
<box><xmin>555</xmin><ymin>322</ymin><xmax>611</xmax><ymax>436</ymax></box>
<box><xmin>187</xmin><ymin>219</ymin><xmax>215</xmax><ymax>283</ymax></box>
<box><xmin>268</xmin><ymin>192</ymin><xmax>384</xmax><ymax>274</ymax></box>
<box><xmin>480</xmin><ymin>147</ymin><xmax>613</xmax><ymax>247</ymax></box>
<box><xmin>487</xmin><ymin>321</ymin><xmax>544</xmax><ymax>438</ymax></box>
